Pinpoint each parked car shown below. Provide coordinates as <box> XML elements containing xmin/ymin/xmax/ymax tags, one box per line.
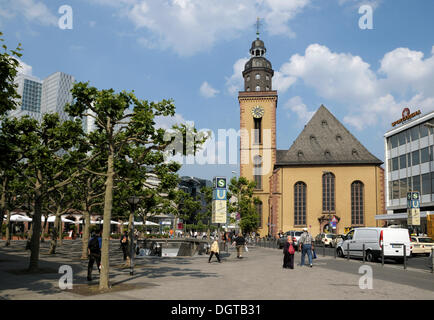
<box><xmin>278</xmin><ymin>231</ymin><xmax>303</xmax><ymax>249</ymax></box>
<box><xmin>330</xmin><ymin>234</ymin><xmax>345</xmax><ymax>248</ymax></box>
<box><xmin>336</xmin><ymin>227</ymin><xmax>411</xmax><ymax>263</ymax></box>
<box><xmin>315</xmin><ymin>233</ymin><xmax>337</xmax><ymax>247</ymax></box>
<box><xmin>411</xmin><ymin>236</ymin><xmax>434</xmax><ymax>256</ymax></box>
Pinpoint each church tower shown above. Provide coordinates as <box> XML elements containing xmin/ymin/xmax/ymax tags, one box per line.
<box><xmin>239</xmin><ymin>27</ymin><xmax>278</xmax><ymax>237</ymax></box>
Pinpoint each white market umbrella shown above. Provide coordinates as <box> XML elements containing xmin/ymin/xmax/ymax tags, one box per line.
<box><xmin>122</xmin><ymin>221</ymin><xmax>143</xmax><ymax>226</ymax></box>
<box><xmin>9</xmin><ymin>214</ymin><xmax>32</xmax><ymax>222</ymax></box>
<box><xmin>42</xmin><ymin>216</ymin><xmax>75</xmax><ymax>223</ymax></box>
<box><xmin>92</xmin><ymin>220</ymin><xmax>120</xmax><ymax>225</ymax></box>
<box><xmin>122</xmin><ymin>221</ymin><xmax>159</xmax><ymax>226</ymax></box>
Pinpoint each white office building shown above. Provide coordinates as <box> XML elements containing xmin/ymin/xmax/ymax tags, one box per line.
<box><xmin>9</xmin><ymin>71</ymin><xmax>77</xmax><ymax>124</ymax></box>
<box><xmin>40</xmin><ymin>72</ymin><xmax>75</xmax><ymax>121</ymax></box>
<box><xmin>379</xmin><ymin>109</ymin><xmax>434</xmax><ymax>234</ymax></box>
<box><xmin>10</xmin><ymin>73</ymin><xmax>43</xmax><ymax>121</ymax></box>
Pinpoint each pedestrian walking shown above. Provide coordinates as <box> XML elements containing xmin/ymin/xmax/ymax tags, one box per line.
<box><xmin>299</xmin><ymin>227</ymin><xmax>314</xmax><ymax>267</ymax></box>
<box><xmin>120</xmin><ymin>231</ymin><xmax>128</xmax><ymax>261</ymax></box>
<box><xmin>232</xmin><ymin>233</ymin><xmax>246</xmax><ymax>259</ymax></box>
<box><xmin>283</xmin><ymin>235</ymin><xmax>295</xmax><ymax>269</ymax></box>
<box><xmin>208</xmin><ymin>239</ymin><xmax>221</xmax><ymax>263</ymax></box>
<box><xmin>87</xmin><ymin>230</ymin><xmax>102</xmax><ymax>281</ymax></box>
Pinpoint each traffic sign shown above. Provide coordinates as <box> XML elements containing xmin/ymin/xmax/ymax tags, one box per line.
<box><xmin>213</xmin><ymin>177</ymin><xmax>227</xmax><ymax>189</ymax></box>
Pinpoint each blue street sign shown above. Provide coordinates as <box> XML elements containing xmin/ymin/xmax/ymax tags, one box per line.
<box><xmin>213</xmin><ymin>189</ymin><xmax>227</xmax><ymax>200</ymax></box>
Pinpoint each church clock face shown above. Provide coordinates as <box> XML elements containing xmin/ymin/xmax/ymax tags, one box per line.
<box><xmin>251</xmin><ymin>105</ymin><xmax>264</xmax><ymax>118</ymax></box>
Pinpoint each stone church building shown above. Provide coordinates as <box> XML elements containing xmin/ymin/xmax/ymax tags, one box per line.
<box><xmin>238</xmin><ymin>35</ymin><xmax>386</xmax><ymax>237</ymax></box>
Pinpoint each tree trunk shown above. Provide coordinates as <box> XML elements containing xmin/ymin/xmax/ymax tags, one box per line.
<box><xmin>28</xmin><ymin>188</ymin><xmax>42</xmax><ymax>272</ymax></box>
<box><xmin>5</xmin><ymin>210</ymin><xmax>11</xmax><ymax>246</ymax></box>
<box><xmin>58</xmin><ymin>218</ymin><xmax>63</xmax><ymax>246</ymax></box>
<box><xmin>0</xmin><ymin>177</ymin><xmax>6</xmax><ymax>238</ymax></box>
<box><xmin>80</xmin><ymin>209</ymin><xmax>91</xmax><ymax>260</ymax></box>
<box><xmin>49</xmin><ymin>216</ymin><xmax>59</xmax><ymax>254</ymax></box>
<box><xmin>99</xmin><ymin>150</ymin><xmax>114</xmax><ymax>290</ymax></box>
<box><xmin>40</xmin><ymin>215</ymin><xmax>47</xmax><ymax>243</ymax></box>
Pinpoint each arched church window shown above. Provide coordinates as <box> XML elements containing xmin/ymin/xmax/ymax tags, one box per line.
<box><xmin>255</xmin><ymin>74</ymin><xmax>260</xmax><ymax>80</ymax></box>
<box><xmin>294</xmin><ymin>182</ymin><xmax>307</xmax><ymax>226</ymax></box>
<box><xmin>255</xmin><ymin>85</ymin><xmax>260</xmax><ymax>91</ymax></box>
<box><xmin>322</xmin><ymin>172</ymin><xmax>335</xmax><ymax>212</ymax></box>
<box><xmin>253</xmin><ymin>155</ymin><xmax>262</xmax><ymax>190</ymax></box>
<box><xmin>351</xmin><ymin>181</ymin><xmax>364</xmax><ymax>226</ymax></box>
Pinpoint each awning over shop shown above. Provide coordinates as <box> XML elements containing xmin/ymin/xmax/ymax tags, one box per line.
<box><xmin>375</xmin><ymin>211</ymin><xmax>431</xmax><ymax>220</ymax></box>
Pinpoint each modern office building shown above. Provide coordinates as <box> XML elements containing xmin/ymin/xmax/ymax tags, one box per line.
<box><xmin>10</xmin><ymin>73</ymin><xmax>43</xmax><ymax>121</ymax></box>
<box><xmin>178</xmin><ymin>176</ymin><xmax>212</xmax><ymax>224</ymax></box>
<box><xmin>380</xmin><ymin>109</ymin><xmax>434</xmax><ymax>236</ymax></box>
<box><xmin>40</xmin><ymin>72</ymin><xmax>75</xmax><ymax>121</ymax></box>
<box><xmin>10</xmin><ymin>71</ymin><xmax>75</xmax><ymax>123</ymax></box>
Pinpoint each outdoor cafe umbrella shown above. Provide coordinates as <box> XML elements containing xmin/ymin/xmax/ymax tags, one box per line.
<box><xmin>9</xmin><ymin>214</ymin><xmax>32</xmax><ymax>222</ymax></box>
<box><xmin>91</xmin><ymin>220</ymin><xmax>121</xmax><ymax>225</ymax></box>
<box><xmin>41</xmin><ymin>216</ymin><xmax>75</xmax><ymax>223</ymax></box>
<box><xmin>122</xmin><ymin>221</ymin><xmax>159</xmax><ymax>226</ymax></box>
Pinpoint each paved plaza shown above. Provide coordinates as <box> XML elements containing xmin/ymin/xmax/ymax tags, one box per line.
<box><xmin>0</xmin><ymin>240</ymin><xmax>433</xmax><ymax>300</ymax></box>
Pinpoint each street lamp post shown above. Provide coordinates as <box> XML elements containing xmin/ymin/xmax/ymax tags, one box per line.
<box><xmin>128</xmin><ymin>196</ymin><xmax>140</xmax><ymax>276</ymax></box>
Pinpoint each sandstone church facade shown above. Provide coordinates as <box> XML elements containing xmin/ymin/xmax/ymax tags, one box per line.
<box><xmin>238</xmin><ymin>36</ymin><xmax>386</xmax><ymax>237</ymax></box>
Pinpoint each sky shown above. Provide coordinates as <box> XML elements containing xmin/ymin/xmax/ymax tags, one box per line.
<box><xmin>1</xmin><ymin>0</ymin><xmax>433</xmax><ymax>181</ymax></box>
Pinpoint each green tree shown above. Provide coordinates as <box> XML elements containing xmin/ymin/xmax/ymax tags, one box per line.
<box><xmin>65</xmin><ymin>82</ymin><xmax>206</xmax><ymax>290</ymax></box>
<box><xmin>0</xmin><ymin>32</ymin><xmax>22</xmax><ymax>229</ymax></box>
<box><xmin>227</xmin><ymin>177</ymin><xmax>260</xmax><ymax>234</ymax></box>
<box><xmin>1</xmin><ymin>114</ymin><xmax>88</xmax><ymax>272</ymax></box>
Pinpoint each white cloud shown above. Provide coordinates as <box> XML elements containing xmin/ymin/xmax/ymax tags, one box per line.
<box><xmin>284</xmin><ymin>96</ymin><xmax>315</xmax><ymax>123</ymax></box>
<box><xmin>225</xmin><ymin>57</ymin><xmax>249</xmax><ymax>95</ymax></box>
<box><xmin>155</xmin><ymin>113</ymin><xmax>188</xmax><ymax>130</ymax></box>
<box><xmin>273</xmin><ymin>71</ymin><xmax>297</xmax><ymax>93</ymax></box>
<box><xmin>271</xmin><ymin>44</ymin><xmax>434</xmax><ymax>130</ymax></box>
<box><xmin>199</xmin><ymin>81</ymin><xmax>219</xmax><ymax>98</ymax></box>
<box><xmin>263</xmin><ymin>0</ymin><xmax>310</xmax><ymax>37</ymax></box>
<box><xmin>1</xmin><ymin>0</ymin><xmax>57</xmax><ymax>26</ymax></box>
<box><xmin>90</xmin><ymin>0</ymin><xmax>310</xmax><ymax>56</ymax></box>
<box><xmin>17</xmin><ymin>58</ymin><xmax>33</xmax><ymax>76</ymax></box>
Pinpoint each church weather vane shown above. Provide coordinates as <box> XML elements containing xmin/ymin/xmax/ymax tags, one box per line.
<box><xmin>255</xmin><ymin>17</ymin><xmax>262</xmax><ymax>39</ymax></box>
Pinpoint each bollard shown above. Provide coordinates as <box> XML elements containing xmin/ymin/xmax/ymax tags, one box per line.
<box><xmin>362</xmin><ymin>244</ymin><xmax>365</xmax><ymax>263</ymax></box>
<box><xmin>323</xmin><ymin>243</ymin><xmax>325</xmax><ymax>257</ymax></box>
<box><xmin>403</xmin><ymin>244</ymin><xmax>407</xmax><ymax>270</ymax></box>
<box><xmin>347</xmin><ymin>242</ymin><xmax>350</xmax><ymax>261</ymax></box>
<box><xmin>381</xmin><ymin>244</ymin><xmax>384</xmax><ymax>266</ymax></box>
<box><xmin>431</xmin><ymin>247</ymin><xmax>434</xmax><ymax>274</ymax></box>
<box><xmin>334</xmin><ymin>245</ymin><xmax>337</xmax><ymax>259</ymax></box>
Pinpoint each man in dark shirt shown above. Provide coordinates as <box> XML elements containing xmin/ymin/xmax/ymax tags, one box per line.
<box><xmin>87</xmin><ymin>230</ymin><xmax>102</xmax><ymax>281</ymax></box>
<box><xmin>233</xmin><ymin>233</ymin><xmax>246</xmax><ymax>259</ymax></box>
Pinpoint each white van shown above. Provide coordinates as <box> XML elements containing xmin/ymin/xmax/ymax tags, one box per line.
<box><xmin>336</xmin><ymin>228</ymin><xmax>411</xmax><ymax>262</ymax></box>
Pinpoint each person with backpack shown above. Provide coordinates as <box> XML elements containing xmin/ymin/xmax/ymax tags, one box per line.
<box><xmin>299</xmin><ymin>227</ymin><xmax>314</xmax><ymax>267</ymax></box>
<box><xmin>120</xmin><ymin>231</ymin><xmax>128</xmax><ymax>261</ymax></box>
<box><xmin>283</xmin><ymin>235</ymin><xmax>295</xmax><ymax>269</ymax></box>
<box><xmin>87</xmin><ymin>230</ymin><xmax>102</xmax><ymax>281</ymax></box>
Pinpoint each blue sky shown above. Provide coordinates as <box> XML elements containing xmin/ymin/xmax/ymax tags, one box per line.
<box><xmin>1</xmin><ymin>0</ymin><xmax>433</xmax><ymax>180</ymax></box>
